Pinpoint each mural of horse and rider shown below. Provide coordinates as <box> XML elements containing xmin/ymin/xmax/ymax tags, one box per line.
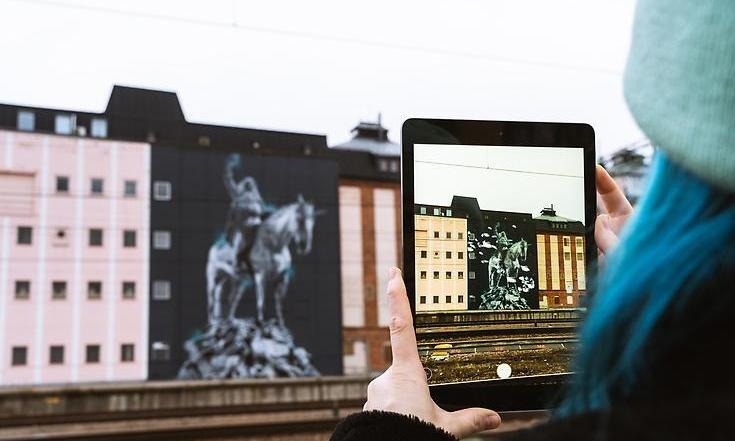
<box><xmin>469</xmin><ymin>221</ymin><xmax>538</xmax><ymax>310</ymax></box>
<box><xmin>148</xmin><ymin>147</ymin><xmax>342</xmax><ymax>380</ymax></box>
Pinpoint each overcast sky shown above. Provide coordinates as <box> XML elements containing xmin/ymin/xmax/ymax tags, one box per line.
<box><xmin>0</xmin><ymin>0</ymin><xmax>641</xmax><ymax>156</ymax></box>
<box><xmin>415</xmin><ymin>144</ymin><xmax>585</xmax><ymax>222</ymax></box>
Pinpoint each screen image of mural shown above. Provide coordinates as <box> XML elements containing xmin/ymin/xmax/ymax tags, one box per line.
<box><xmin>413</xmin><ymin>143</ymin><xmax>587</xmax><ymax>384</ymax></box>
<box><xmin>149</xmin><ymin>147</ymin><xmax>342</xmax><ymax>380</ymax></box>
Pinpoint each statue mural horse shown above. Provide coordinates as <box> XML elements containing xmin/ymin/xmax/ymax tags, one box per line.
<box><xmin>248</xmin><ymin>194</ymin><xmax>316</xmax><ymax>327</ymax></box>
<box><xmin>206</xmin><ymin>194</ymin><xmax>318</xmax><ymax>328</ymax></box>
<box><xmin>503</xmin><ymin>238</ymin><xmax>528</xmax><ymax>285</ymax></box>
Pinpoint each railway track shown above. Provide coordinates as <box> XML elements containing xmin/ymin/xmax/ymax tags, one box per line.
<box><xmin>418</xmin><ymin>336</ymin><xmax>577</xmax><ymax>356</ymax></box>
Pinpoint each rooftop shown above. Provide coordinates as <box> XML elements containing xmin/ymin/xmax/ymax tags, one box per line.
<box><xmin>330</xmin><ymin>116</ymin><xmax>400</xmax><ymax>157</ymax></box>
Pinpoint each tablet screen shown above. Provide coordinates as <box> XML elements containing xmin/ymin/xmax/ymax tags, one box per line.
<box><xmin>413</xmin><ymin>143</ymin><xmax>587</xmax><ymax>385</ymax></box>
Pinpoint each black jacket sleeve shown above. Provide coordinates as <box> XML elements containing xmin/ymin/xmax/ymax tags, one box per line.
<box><xmin>331</xmin><ymin>411</ymin><xmax>457</xmax><ymax>441</ymax></box>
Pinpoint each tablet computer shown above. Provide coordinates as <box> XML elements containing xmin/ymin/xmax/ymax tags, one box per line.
<box><xmin>401</xmin><ymin>118</ymin><xmax>596</xmax><ymax>411</ymax></box>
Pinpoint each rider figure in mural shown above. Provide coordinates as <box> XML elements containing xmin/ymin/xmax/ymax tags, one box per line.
<box><xmin>223</xmin><ymin>154</ymin><xmax>264</xmax><ymax>273</ymax></box>
<box><xmin>494</xmin><ymin>222</ymin><xmax>512</xmax><ymax>251</ymax></box>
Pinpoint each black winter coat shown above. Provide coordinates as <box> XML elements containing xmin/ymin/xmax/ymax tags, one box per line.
<box><xmin>331</xmin><ymin>395</ymin><xmax>735</xmax><ymax>441</ymax></box>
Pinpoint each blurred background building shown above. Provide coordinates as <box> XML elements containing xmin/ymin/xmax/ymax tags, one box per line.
<box><xmin>0</xmin><ymin>86</ymin><xmax>401</xmax><ymax>384</ymax></box>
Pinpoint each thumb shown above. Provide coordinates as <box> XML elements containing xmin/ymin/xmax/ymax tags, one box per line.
<box><xmin>441</xmin><ymin>408</ymin><xmax>501</xmax><ymax>438</ymax></box>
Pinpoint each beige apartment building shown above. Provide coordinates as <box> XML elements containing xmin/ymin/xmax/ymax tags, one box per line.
<box><xmin>414</xmin><ymin>206</ymin><xmax>468</xmax><ymax>312</ymax></box>
<box><xmin>534</xmin><ymin>206</ymin><xmax>587</xmax><ymax>308</ymax></box>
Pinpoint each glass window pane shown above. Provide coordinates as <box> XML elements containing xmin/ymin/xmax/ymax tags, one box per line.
<box><xmin>17</xmin><ymin>111</ymin><xmax>35</xmax><ymax>131</ymax></box>
<box><xmin>91</xmin><ymin>118</ymin><xmax>108</xmax><ymax>138</ymax></box>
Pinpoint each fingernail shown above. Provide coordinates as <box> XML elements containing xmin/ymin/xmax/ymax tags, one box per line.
<box><xmin>485</xmin><ymin>414</ymin><xmax>501</xmax><ymax>429</ymax></box>
<box><xmin>389</xmin><ymin>267</ymin><xmax>399</xmax><ymax>279</ymax></box>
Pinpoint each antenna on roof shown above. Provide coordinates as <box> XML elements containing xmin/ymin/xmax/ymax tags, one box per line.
<box><xmin>377</xmin><ymin>112</ymin><xmax>385</xmax><ymax>140</ymax></box>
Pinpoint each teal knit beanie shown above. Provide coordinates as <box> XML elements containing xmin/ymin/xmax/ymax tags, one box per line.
<box><xmin>624</xmin><ymin>0</ymin><xmax>735</xmax><ymax>192</ymax></box>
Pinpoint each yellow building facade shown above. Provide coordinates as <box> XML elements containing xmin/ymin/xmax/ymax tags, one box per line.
<box><xmin>534</xmin><ymin>206</ymin><xmax>587</xmax><ymax>308</ymax></box>
<box><xmin>414</xmin><ymin>210</ymin><xmax>468</xmax><ymax>312</ymax></box>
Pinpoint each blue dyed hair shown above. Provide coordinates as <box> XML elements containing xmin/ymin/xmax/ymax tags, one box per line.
<box><xmin>557</xmin><ymin>152</ymin><xmax>735</xmax><ymax>415</ymax></box>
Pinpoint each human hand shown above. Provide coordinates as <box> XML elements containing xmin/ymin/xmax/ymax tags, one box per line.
<box><xmin>595</xmin><ymin>164</ymin><xmax>634</xmax><ymax>258</ymax></box>
<box><xmin>363</xmin><ymin>267</ymin><xmax>501</xmax><ymax>439</ymax></box>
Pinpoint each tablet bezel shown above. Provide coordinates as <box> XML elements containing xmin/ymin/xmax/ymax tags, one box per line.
<box><xmin>401</xmin><ymin>118</ymin><xmax>597</xmax><ymax>411</ymax></box>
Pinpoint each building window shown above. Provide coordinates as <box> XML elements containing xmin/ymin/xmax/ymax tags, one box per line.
<box><xmin>123</xmin><ymin>230</ymin><xmax>137</xmax><ymax>248</ymax></box>
<box><xmin>151</xmin><ymin>342</ymin><xmax>170</xmax><ymax>361</ymax></box>
<box><xmin>433</xmin><ymin>271</ymin><xmax>440</xmax><ymax>279</ymax></box>
<box><xmin>89</xmin><ymin>228</ymin><xmax>103</xmax><ymax>246</ymax></box>
<box><xmin>433</xmin><ymin>251</ymin><xmax>440</xmax><ymax>259</ymax></box>
<box><xmin>122</xmin><ymin>281</ymin><xmax>136</xmax><ymax>299</ymax></box>
<box><xmin>153</xmin><ymin>230</ymin><xmax>171</xmax><ymax>250</ymax></box>
<box><xmin>86</xmin><ymin>344</ymin><xmax>100</xmax><ymax>363</ymax></box>
<box><xmin>458</xmin><ymin>272</ymin><xmax>464</xmax><ymax>279</ymax></box>
<box><xmin>458</xmin><ymin>232</ymin><xmax>463</xmax><ymax>239</ymax></box>
<box><xmin>11</xmin><ymin>346</ymin><xmax>27</xmax><ymax>366</ymax></box>
<box><xmin>377</xmin><ymin>158</ymin><xmax>389</xmax><ymax>172</ymax></box>
<box><xmin>554</xmin><ymin>296</ymin><xmax>561</xmax><ymax>305</ymax></box>
<box><xmin>123</xmin><ymin>180</ymin><xmax>137</xmax><ymax>197</ymax></box>
<box><xmin>54</xmin><ymin>114</ymin><xmax>75</xmax><ymax>135</ymax></box>
<box><xmin>17</xmin><ymin>110</ymin><xmax>35</xmax><ymax>131</ymax></box>
<box><xmin>577</xmin><ymin>252</ymin><xmax>584</xmax><ymax>260</ymax></box>
<box><xmin>446</xmin><ymin>209</ymin><xmax>452</xmax><ymax>216</ymax></box>
<box><xmin>433</xmin><ymin>208</ymin><xmax>440</xmax><ymax>216</ymax></box>
<box><xmin>419</xmin><ymin>207</ymin><xmax>427</xmax><ymax>215</ymax></box>
<box><xmin>153</xmin><ymin>181</ymin><xmax>172</xmax><ymax>201</ymax></box>
<box><xmin>56</xmin><ymin>176</ymin><xmax>69</xmax><ymax>193</ymax></box>
<box><xmin>419</xmin><ymin>296</ymin><xmax>427</xmax><ymax>304</ymax></box>
<box><xmin>564</xmin><ymin>252</ymin><xmax>571</xmax><ymax>261</ymax></box>
<box><xmin>51</xmin><ymin>281</ymin><xmax>67</xmax><ymax>300</ymax></box>
<box><xmin>90</xmin><ymin>118</ymin><xmax>108</xmax><ymax>138</ymax></box>
<box><xmin>152</xmin><ymin>280</ymin><xmax>171</xmax><ymax>300</ymax></box>
<box><xmin>420</xmin><ymin>271</ymin><xmax>427</xmax><ymax>279</ymax></box>
<box><xmin>445</xmin><ymin>251</ymin><xmax>451</xmax><ymax>259</ymax></box>
<box><xmin>49</xmin><ymin>345</ymin><xmax>64</xmax><ymax>364</ymax></box>
<box><xmin>17</xmin><ymin>226</ymin><xmax>32</xmax><ymax>245</ymax></box>
<box><xmin>458</xmin><ymin>251</ymin><xmax>464</xmax><ymax>259</ymax></box>
<box><xmin>469</xmin><ymin>271</ymin><xmax>476</xmax><ymax>279</ymax></box>
<box><xmin>14</xmin><ymin>280</ymin><xmax>30</xmax><ymax>300</ymax></box>
<box><xmin>576</xmin><ymin>237</ymin><xmax>583</xmax><ymax>247</ymax></box>
<box><xmin>468</xmin><ymin>252</ymin><xmax>475</xmax><ymax>260</ymax></box>
<box><xmin>87</xmin><ymin>281</ymin><xmax>102</xmax><ymax>300</ymax></box>
<box><xmin>389</xmin><ymin>160</ymin><xmax>399</xmax><ymax>173</ymax></box>
<box><xmin>432</xmin><ymin>296</ymin><xmax>439</xmax><ymax>304</ymax></box>
<box><xmin>446</xmin><ymin>232</ymin><xmax>451</xmax><ymax>239</ymax></box>
<box><xmin>446</xmin><ymin>295</ymin><xmax>451</xmax><ymax>303</ymax></box>
<box><xmin>563</xmin><ymin>237</ymin><xmax>570</xmax><ymax>247</ymax></box>
<box><xmin>433</xmin><ymin>231</ymin><xmax>439</xmax><ymax>238</ymax></box>
<box><xmin>90</xmin><ymin>178</ymin><xmax>104</xmax><ymax>195</ymax></box>
<box><xmin>446</xmin><ymin>271</ymin><xmax>452</xmax><ymax>279</ymax></box>
<box><xmin>458</xmin><ymin>295</ymin><xmax>464</xmax><ymax>303</ymax></box>
<box><xmin>121</xmin><ymin>344</ymin><xmax>135</xmax><ymax>362</ymax></box>
<box><xmin>420</xmin><ymin>250</ymin><xmax>427</xmax><ymax>259</ymax></box>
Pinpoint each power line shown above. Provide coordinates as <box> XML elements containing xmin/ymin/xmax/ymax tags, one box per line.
<box><xmin>4</xmin><ymin>0</ymin><xmax>622</xmax><ymax>77</ymax></box>
<box><xmin>414</xmin><ymin>159</ymin><xmax>584</xmax><ymax>179</ymax></box>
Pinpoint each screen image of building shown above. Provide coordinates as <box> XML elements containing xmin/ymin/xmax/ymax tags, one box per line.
<box><xmin>414</xmin><ymin>206</ymin><xmax>468</xmax><ymax>312</ymax></box>
<box><xmin>414</xmin><ymin>196</ymin><xmax>539</xmax><ymax>312</ymax></box>
<box><xmin>0</xmin><ymin>86</ymin><xmax>401</xmax><ymax>383</ymax></box>
<box><xmin>533</xmin><ymin>206</ymin><xmax>586</xmax><ymax>308</ymax></box>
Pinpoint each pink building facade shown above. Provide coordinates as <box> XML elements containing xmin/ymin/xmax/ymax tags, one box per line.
<box><xmin>0</xmin><ymin>129</ymin><xmax>150</xmax><ymax>385</ymax></box>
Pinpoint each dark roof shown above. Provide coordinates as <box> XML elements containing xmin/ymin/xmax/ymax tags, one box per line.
<box><xmin>533</xmin><ymin>206</ymin><xmax>584</xmax><ymax>234</ymax></box>
<box><xmin>331</xmin><ymin>119</ymin><xmax>400</xmax><ymax>157</ymax></box>
<box><xmin>105</xmin><ymin>85</ymin><xmax>184</xmax><ymax>121</ymax></box>
<box><xmin>0</xmin><ymin>85</ymin><xmax>400</xmax><ymax>182</ymax></box>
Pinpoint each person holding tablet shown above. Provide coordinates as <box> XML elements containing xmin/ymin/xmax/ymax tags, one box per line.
<box><xmin>331</xmin><ymin>0</ymin><xmax>735</xmax><ymax>439</ymax></box>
